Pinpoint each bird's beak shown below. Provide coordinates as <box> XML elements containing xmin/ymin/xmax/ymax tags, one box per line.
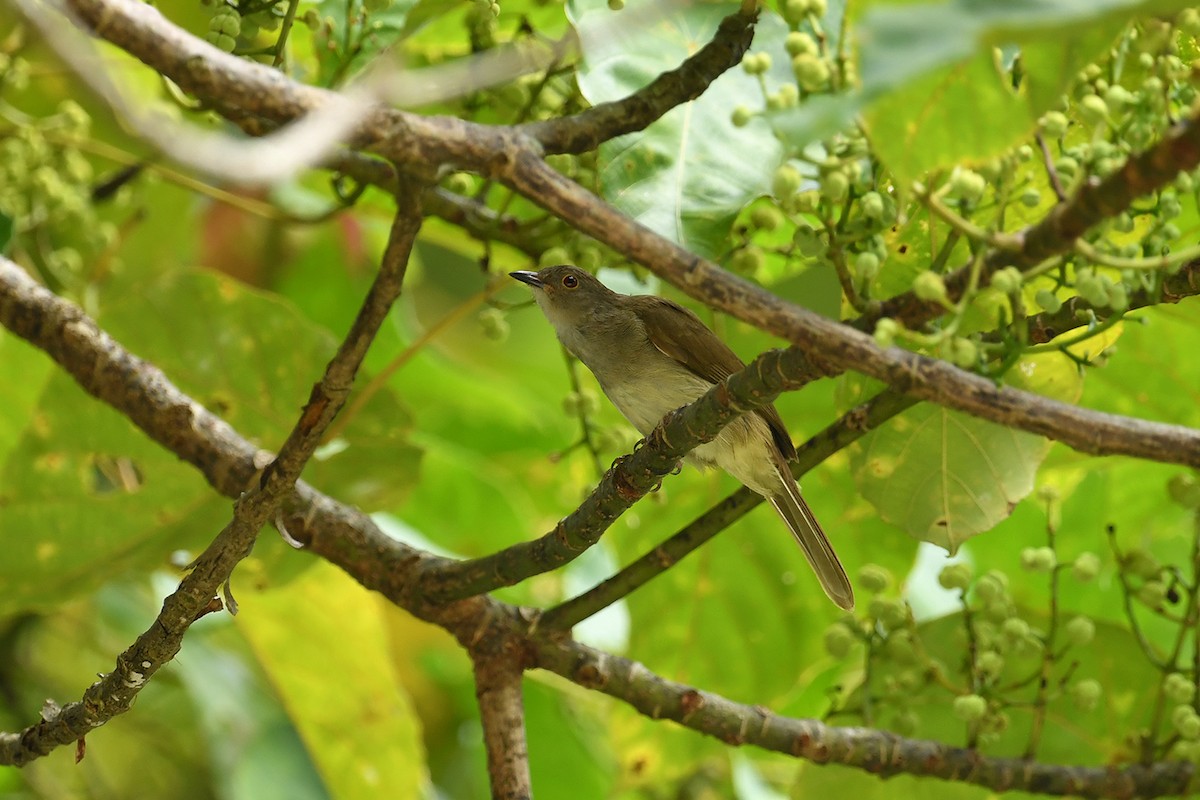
<box><xmin>509</xmin><ymin>270</ymin><xmax>544</xmax><ymax>289</ymax></box>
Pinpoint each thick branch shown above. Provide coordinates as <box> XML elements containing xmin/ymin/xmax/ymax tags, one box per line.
<box><xmin>0</xmin><ymin>187</ymin><xmax>421</xmax><ymax>765</ymax></box>
<box><xmin>533</xmin><ymin>638</ymin><xmax>1195</xmax><ymax>799</ymax></box>
<box><xmin>518</xmin><ymin>10</ymin><xmax>756</xmax><ymax>155</ymax></box>
<box><xmin>474</xmin><ymin>656</ymin><xmax>532</xmax><ymax>800</ymax></box>
<box><xmin>538</xmin><ymin>389</ymin><xmax>917</xmax><ymax>632</ymax></box>
<box><xmin>419</xmin><ymin>347</ymin><xmax>837</xmax><ymax>602</ymax></box>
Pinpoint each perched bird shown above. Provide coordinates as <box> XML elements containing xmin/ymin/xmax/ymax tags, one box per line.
<box><xmin>511</xmin><ymin>265</ymin><xmax>853</xmax><ymax>610</ymax></box>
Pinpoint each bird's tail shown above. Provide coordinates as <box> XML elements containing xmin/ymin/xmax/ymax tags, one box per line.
<box><xmin>767</xmin><ymin>470</ymin><xmax>854</xmax><ymax>610</ymax></box>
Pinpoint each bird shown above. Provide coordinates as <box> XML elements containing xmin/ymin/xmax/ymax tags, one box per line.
<box><xmin>510</xmin><ymin>265</ymin><xmax>853</xmax><ymax>610</ymax></box>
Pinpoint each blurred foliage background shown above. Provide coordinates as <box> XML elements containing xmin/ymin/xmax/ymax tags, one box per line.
<box><xmin>3</xmin><ymin>0</ymin><xmax>1200</xmax><ymax>797</ymax></box>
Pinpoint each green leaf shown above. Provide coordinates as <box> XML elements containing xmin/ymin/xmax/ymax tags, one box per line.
<box><xmin>572</xmin><ymin>1</ymin><xmax>788</xmax><ymax>257</ymax></box>
<box><xmin>0</xmin><ymin>212</ymin><xmax>13</xmax><ymax>252</ymax></box>
<box><xmin>235</xmin><ymin>560</ymin><xmax>428</xmax><ymax>799</ymax></box>
<box><xmin>845</xmin><ymin>345</ymin><xmax>1095</xmax><ymax>551</ymax></box>
<box><xmin>864</xmin><ymin>50</ymin><xmax>1031</xmax><ymax>183</ymax></box>
<box><xmin>855</xmin><ymin>0</ymin><xmax>1197</xmax><ymax>180</ymax></box>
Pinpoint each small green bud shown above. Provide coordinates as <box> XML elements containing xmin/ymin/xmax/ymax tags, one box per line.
<box><xmin>1055</xmin><ymin>156</ymin><xmax>1079</xmax><ymax>178</ymax></box>
<box><xmin>1175</xmin><ymin>705</ymin><xmax>1200</xmax><ymax>740</ymax></box>
<box><xmin>607</xmin><ymin>0</ymin><xmax>624</xmax><ymax>9</ymax></box>
<box><xmin>781</xmin><ymin>0</ymin><xmax>809</xmax><ymax>24</ymax></box>
<box><xmin>953</xmin><ymin>694</ymin><xmax>988</xmax><ymax>722</ymax></box>
<box><xmin>1078</xmin><ymin>94</ymin><xmax>1109</xmax><ymax>125</ymax></box>
<box><xmin>948</xmin><ymin>337</ymin><xmax>978</xmax><ymax>368</ymax></box>
<box><xmin>912</xmin><ymin>271</ymin><xmax>948</xmax><ymax>303</ymax></box>
<box><xmin>1040</xmin><ymin>111</ymin><xmax>1069</xmax><ymax>138</ymax></box>
<box><xmin>792</xmin><ymin>53</ymin><xmax>830</xmax><ymax>92</ymax></box>
<box><xmin>477</xmin><ymin>307</ymin><xmax>509</xmax><ymax>342</ymax></box>
<box><xmin>858</xmin><ymin>564</ymin><xmax>892</xmax><ymax>593</ymax></box>
<box><xmin>785</xmin><ymin>31</ymin><xmax>818</xmax><ymax>57</ymax></box>
<box><xmin>1169</xmin><ymin>474</ymin><xmax>1200</xmax><ymax>508</ymax></box>
<box><xmin>749</xmin><ymin>206</ymin><xmax>782</xmax><ymax>231</ymax></box>
<box><xmin>1035</xmin><ymin>289</ymin><xmax>1063</xmax><ymax>314</ymax></box>
<box><xmin>1020</xmin><ymin>546</ymin><xmax>1057</xmax><ymax>572</ymax></box>
<box><xmin>990</xmin><ymin>266</ymin><xmax>1024</xmax><ymax>294</ymax></box>
<box><xmin>1019</xmin><ymin>187</ymin><xmax>1041</xmax><ymax>208</ymax></box>
<box><xmin>824</xmin><ymin>623</ymin><xmax>855</xmax><ymax>659</ymax></box>
<box><xmin>1072</xmin><ymin>552</ymin><xmax>1101</xmax><ymax>582</ymax></box>
<box><xmin>873</xmin><ymin>317</ymin><xmax>899</xmax><ymax>348</ymax></box>
<box><xmin>539</xmin><ymin>246</ymin><xmax>571</xmax><ymax>268</ymax></box>
<box><xmin>1138</xmin><ymin>580</ymin><xmax>1168</xmax><ymax>609</ymax></box>
<box><xmin>731</xmin><ymin>105</ymin><xmax>754</xmax><ymax>128</ymax></box>
<box><xmin>976</xmin><ymin>651</ymin><xmax>1004</xmax><ymax>680</ymax></box>
<box><xmin>820</xmin><ymin>169</ymin><xmax>849</xmax><ymax>202</ymax></box>
<box><xmin>854</xmin><ymin>251</ymin><xmax>881</xmax><ymax>281</ymax></box>
<box><xmin>869</xmin><ymin>597</ymin><xmax>908</xmax><ymax>629</ymax></box>
<box><xmin>772</xmin><ymin>164</ymin><xmax>803</xmax><ymax>201</ymax></box>
<box><xmin>948</xmin><ymin>168</ymin><xmax>986</xmax><ymax>203</ymax></box>
<box><xmin>884</xmin><ymin>630</ymin><xmax>917</xmax><ymax>664</ymax></box>
<box><xmin>742</xmin><ymin>52</ymin><xmax>771</xmax><ymax>75</ymax></box>
<box><xmin>975</xmin><ymin>572</ymin><xmax>1007</xmax><ymax>602</ymax></box>
<box><xmin>891</xmin><ymin>710</ymin><xmax>919</xmax><ymax>736</ymax></box>
<box><xmin>730</xmin><ymin>246</ymin><xmax>765</xmax><ymax>276</ymax></box>
<box><xmin>1124</xmin><ymin>548</ymin><xmax>1161</xmax><ymax>581</ymax></box>
<box><xmin>937</xmin><ymin>562</ymin><xmax>973</xmax><ymax>591</ymax></box>
<box><xmin>1166</xmin><ymin>673</ymin><xmax>1197</xmax><ymax>704</ymax></box>
<box><xmin>1064</xmin><ymin>616</ymin><xmax>1095</xmax><ymax>646</ymax></box>
<box><xmin>860</xmin><ymin>191</ymin><xmax>884</xmax><ymax>220</ymax></box>
<box><xmin>1002</xmin><ymin>617</ymin><xmax>1031</xmax><ymax>641</ymax></box>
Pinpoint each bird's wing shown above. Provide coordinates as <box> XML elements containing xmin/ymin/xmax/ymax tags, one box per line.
<box><xmin>633</xmin><ymin>295</ymin><xmax>798</xmax><ymax>461</ymax></box>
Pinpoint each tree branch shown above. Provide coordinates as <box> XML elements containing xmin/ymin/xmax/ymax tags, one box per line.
<box><xmin>532</xmin><ymin>637</ymin><xmax>1196</xmax><ymax>799</ymax></box>
<box><xmin>0</xmin><ymin>185</ymin><xmax>422</xmax><ymax>765</ymax></box>
<box><xmin>537</xmin><ymin>389</ymin><xmax>917</xmax><ymax>632</ymax></box>
<box><xmin>474</xmin><ymin>655</ymin><xmax>532</xmax><ymax>800</ymax></box>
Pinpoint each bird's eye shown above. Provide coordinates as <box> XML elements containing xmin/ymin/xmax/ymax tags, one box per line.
<box><xmin>562</xmin><ymin>274</ymin><xmax>579</xmax><ymax>289</ymax></box>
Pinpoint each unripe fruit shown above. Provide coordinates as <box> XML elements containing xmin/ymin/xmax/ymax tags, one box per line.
<box><xmin>792</xmin><ymin>54</ymin><xmax>830</xmax><ymax>92</ymax></box>
<box><xmin>948</xmin><ymin>168</ymin><xmax>986</xmax><ymax>203</ymax></box>
<box><xmin>772</xmin><ymin>164</ymin><xmax>803</xmax><ymax>200</ymax></box>
<box><xmin>860</xmin><ymin>191</ymin><xmax>884</xmax><ymax>219</ymax></box>
<box><xmin>1020</xmin><ymin>546</ymin><xmax>1057</xmax><ymax>572</ymax></box>
<box><xmin>912</xmin><ymin>271</ymin><xmax>948</xmax><ymax>302</ymax></box>
<box><xmin>854</xmin><ymin>251</ymin><xmax>881</xmax><ymax>281</ymax></box>
<box><xmin>953</xmin><ymin>694</ymin><xmax>988</xmax><ymax>722</ymax></box>
<box><xmin>1071</xmin><ymin>679</ymin><xmax>1102</xmax><ymax>711</ymax></box>
<box><xmin>858</xmin><ymin>563</ymin><xmax>892</xmax><ymax>593</ymax></box>
<box><xmin>1040</xmin><ymin>111</ymin><xmax>1069</xmax><ymax>138</ymax></box>
<box><xmin>873</xmin><ymin>317</ymin><xmax>899</xmax><ymax>347</ymax></box>
<box><xmin>1064</xmin><ymin>616</ymin><xmax>1095</xmax><ymax>646</ymax></box>
<box><xmin>949</xmin><ymin>337</ymin><xmax>978</xmax><ymax>369</ymax></box>
<box><xmin>938</xmin><ymin>562</ymin><xmax>972</xmax><ymax>591</ymax></box>
<box><xmin>1166</xmin><ymin>673</ymin><xmax>1196</xmax><ymax>704</ymax></box>
<box><xmin>1035</xmin><ymin>289</ymin><xmax>1062</xmax><ymax>314</ymax></box>
<box><xmin>824</xmin><ymin>624</ymin><xmax>855</xmax><ymax>658</ymax></box>
<box><xmin>731</xmin><ymin>105</ymin><xmax>753</xmax><ymax>128</ymax></box>
<box><xmin>976</xmin><ymin>651</ymin><xmax>1004</xmax><ymax>680</ymax></box>
<box><xmin>749</xmin><ymin>206</ymin><xmax>782</xmax><ymax>231</ymax></box>
<box><xmin>990</xmin><ymin>266</ymin><xmax>1023</xmax><ymax>294</ymax></box>
<box><xmin>1071</xmin><ymin>552</ymin><xmax>1101</xmax><ymax>582</ymax></box>
<box><xmin>785</xmin><ymin>31</ymin><xmax>818</xmax><ymax>57</ymax></box>
<box><xmin>1002</xmin><ymin>617</ymin><xmax>1031</xmax><ymax>641</ymax></box>
<box><xmin>1079</xmin><ymin>94</ymin><xmax>1109</xmax><ymax>125</ymax></box>
<box><xmin>820</xmin><ymin>169</ymin><xmax>849</xmax><ymax>201</ymax></box>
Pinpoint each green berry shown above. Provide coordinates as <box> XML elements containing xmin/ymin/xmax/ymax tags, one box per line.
<box><xmin>1071</xmin><ymin>552</ymin><xmax>1101</xmax><ymax>582</ymax></box>
<box><xmin>990</xmin><ymin>266</ymin><xmax>1024</xmax><ymax>294</ymax></box>
<box><xmin>1169</xmin><ymin>474</ymin><xmax>1200</xmax><ymax>508</ymax></box>
<box><xmin>1138</xmin><ymin>581</ymin><xmax>1168</xmax><ymax>609</ymax></box>
<box><xmin>948</xmin><ymin>168</ymin><xmax>987</xmax><ymax>204</ymax></box>
<box><xmin>742</xmin><ymin>52</ymin><xmax>771</xmax><ymax>75</ymax></box>
<box><xmin>869</xmin><ymin>597</ymin><xmax>908</xmax><ymax>629</ymax></box>
<box><xmin>1175</xmin><ymin>705</ymin><xmax>1200</xmax><ymax>739</ymax></box>
<box><xmin>1020</xmin><ymin>187</ymin><xmax>1041</xmax><ymax>207</ymax></box>
<box><xmin>772</xmin><ymin>164</ymin><xmax>803</xmax><ymax>201</ymax></box>
<box><xmin>730</xmin><ymin>246</ymin><xmax>765</xmax><ymax>275</ymax></box>
<box><xmin>1034</xmin><ymin>289</ymin><xmax>1062</xmax><ymax>314</ymax></box>
<box><xmin>785</xmin><ymin>31</ymin><xmax>818</xmax><ymax>57</ymax></box>
<box><xmin>1071</xmin><ymin>679</ymin><xmax>1102</xmax><ymax>711</ymax></box>
<box><xmin>873</xmin><ymin>317</ymin><xmax>899</xmax><ymax>348</ymax></box>
<box><xmin>477</xmin><ymin>307</ymin><xmax>509</xmax><ymax>342</ymax></box>
<box><xmin>1166</xmin><ymin>673</ymin><xmax>1197</xmax><ymax>704</ymax></box>
<box><xmin>858</xmin><ymin>563</ymin><xmax>892</xmax><ymax>593</ymax></box>
<box><xmin>607</xmin><ymin>0</ymin><xmax>624</xmax><ymax>9</ymax></box>
<box><xmin>1002</xmin><ymin>617</ymin><xmax>1031</xmax><ymax>641</ymax></box>
<box><xmin>824</xmin><ymin>624</ymin><xmax>855</xmax><ymax>658</ymax></box>
<box><xmin>749</xmin><ymin>206</ymin><xmax>782</xmax><ymax>231</ymax></box>
<box><xmin>1020</xmin><ymin>546</ymin><xmax>1057</xmax><ymax>572</ymax></box>
<box><xmin>792</xmin><ymin>54</ymin><xmax>830</xmax><ymax>92</ymax></box>
<box><xmin>854</xmin><ymin>251</ymin><xmax>881</xmax><ymax>281</ymax></box>
<box><xmin>891</xmin><ymin>710</ymin><xmax>919</xmax><ymax>736</ymax></box>
<box><xmin>949</xmin><ymin>337</ymin><xmax>978</xmax><ymax>368</ymax></box>
<box><xmin>860</xmin><ymin>191</ymin><xmax>884</xmax><ymax>220</ymax></box>
<box><xmin>820</xmin><ymin>169</ymin><xmax>849</xmax><ymax>201</ymax></box>
<box><xmin>539</xmin><ymin>246</ymin><xmax>570</xmax><ymax>268</ymax></box>
<box><xmin>1079</xmin><ymin>94</ymin><xmax>1109</xmax><ymax>125</ymax></box>
<box><xmin>912</xmin><ymin>271</ymin><xmax>948</xmax><ymax>303</ymax></box>
<box><xmin>976</xmin><ymin>651</ymin><xmax>1004</xmax><ymax>680</ymax></box>
<box><xmin>953</xmin><ymin>694</ymin><xmax>988</xmax><ymax>722</ymax></box>
<box><xmin>938</xmin><ymin>561</ymin><xmax>973</xmax><ymax>591</ymax></box>
<box><xmin>1064</xmin><ymin>616</ymin><xmax>1095</xmax><ymax>646</ymax></box>
<box><xmin>1124</xmin><ymin>548</ymin><xmax>1160</xmax><ymax>581</ymax></box>
<box><xmin>781</xmin><ymin>0</ymin><xmax>810</xmax><ymax>25</ymax></box>
<box><xmin>445</xmin><ymin>172</ymin><xmax>473</xmax><ymax>194</ymax></box>
<box><xmin>731</xmin><ymin>105</ymin><xmax>753</xmax><ymax>128</ymax></box>
<box><xmin>1040</xmin><ymin>111</ymin><xmax>1069</xmax><ymax>138</ymax></box>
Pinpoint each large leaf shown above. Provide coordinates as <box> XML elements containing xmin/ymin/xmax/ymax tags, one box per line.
<box><xmin>854</xmin><ymin>0</ymin><xmax>1196</xmax><ymax>180</ymax></box>
<box><xmin>571</xmin><ymin>1</ymin><xmax>788</xmax><ymax>257</ymax></box>
<box><xmin>235</xmin><ymin>560</ymin><xmax>428</xmax><ymax>799</ymax></box>
<box><xmin>846</xmin><ymin>332</ymin><xmax>1118</xmax><ymax>551</ymax></box>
